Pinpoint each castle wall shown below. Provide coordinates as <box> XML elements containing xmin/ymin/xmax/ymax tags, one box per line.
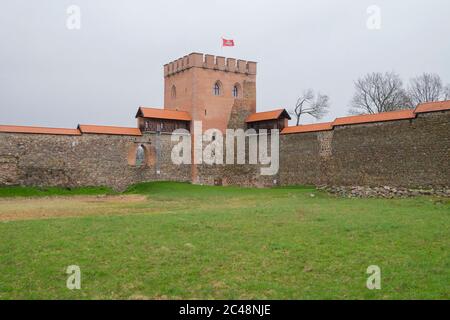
<box><xmin>1</xmin><ymin>111</ymin><xmax>449</xmax><ymax>192</ymax></box>
<box><xmin>329</xmin><ymin>111</ymin><xmax>450</xmax><ymax>187</ymax></box>
<box><xmin>2</xmin><ymin>51</ymin><xmax>448</xmax><ymax>193</ymax></box>
<box><xmin>0</xmin><ymin>132</ymin><xmax>191</xmax><ymax>191</ymax></box>
<box><xmin>279</xmin><ymin>132</ymin><xmax>322</xmax><ymax>186</ymax></box>
<box><xmin>279</xmin><ymin>111</ymin><xmax>450</xmax><ymax>188</ymax></box>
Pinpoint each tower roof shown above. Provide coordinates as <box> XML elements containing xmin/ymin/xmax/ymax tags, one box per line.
<box><xmin>136</xmin><ymin>107</ymin><xmax>191</xmax><ymax>121</ymax></box>
<box><xmin>245</xmin><ymin>109</ymin><xmax>291</xmax><ymax>123</ymax></box>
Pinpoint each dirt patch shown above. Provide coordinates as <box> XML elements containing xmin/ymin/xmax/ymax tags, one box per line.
<box><xmin>0</xmin><ymin>195</ymin><xmax>149</xmax><ymax>222</ymax></box>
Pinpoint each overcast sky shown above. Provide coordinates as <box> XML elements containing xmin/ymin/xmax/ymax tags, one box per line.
<box><xmin>1</xmin><ymin>0</ymin><xmax>449</xmax><ymax>128</ymax></box>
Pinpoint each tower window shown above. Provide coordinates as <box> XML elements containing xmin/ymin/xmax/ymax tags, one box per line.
<box><xmin>213</xmin><ymin>81</ymin><xmax>222</xmax><ymax>96</ymax></box>
<box><xmin>171</xmin><ymin>85</ymin><xmax>176</xmax><ymax>99</ymax></box>
<box><xmin>232</xmin><ymin>85</ymin><xmax>239</xmax><ymax>98</ymax></box>
<box><xmin>232</xmin><ymin>83</ymin><xmax>241</xmax><ymax>98</ymax></box>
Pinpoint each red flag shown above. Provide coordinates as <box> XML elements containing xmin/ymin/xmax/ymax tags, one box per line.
<box><xmin>222</xmin><ymin>38</ymin><xmax>235</xmax><ymax>47</ymax></box>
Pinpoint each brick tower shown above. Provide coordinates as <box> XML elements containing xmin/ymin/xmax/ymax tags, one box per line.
<box><xmin>163</xmin><ymin>52</ymin><xmax>257</xmax><ymax>132</ymax></box>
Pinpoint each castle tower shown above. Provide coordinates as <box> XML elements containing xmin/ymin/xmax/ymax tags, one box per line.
<box><xmin>163</xmin><ymin>53</ymin><xmax>257</xmax><ymax>132</ymax></box>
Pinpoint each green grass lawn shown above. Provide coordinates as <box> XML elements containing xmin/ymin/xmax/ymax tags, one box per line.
<box><xmin>0</xmin><ymin>182</ymin><xmax>448</xmax><ymax>299</ymax></box>
<box><xmin>0</xmin><ymin>185</ymin><xmax>115</xmax><ymax>198</ymax></box>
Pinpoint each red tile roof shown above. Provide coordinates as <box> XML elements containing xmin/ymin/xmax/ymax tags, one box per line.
<box><xmin>279</xmin><ymin>105</ymin><xmax>446</xmax><ymax>135</ymax></box>
<box><xmin>281</xmin><ymin>122</ymin><xmax>333</xmax><ymax>134</ymax></box>
<box><xmin>333</xmin><ymin>110</ymin><xmax>415</xmax><ymax>126</ymax></box>
<box><xmin>78</xmin><ymin>125</ymin><xmax>142</xmax><ymax>136</ymax></box>
<box><xmin>136</xmin><ymin>107</ymin><xmax>191</xmax><ymax>121</ymax></box>
<box><xmin>414</xmin><ymin>100</ymin><xmax>450</xmax><ymax>114</ymax></box>
<box><xmin>2</xmin><ymin>100</ymin><xmax>448</xmax><ymax>137</ymax></box>
<box><xmin>245</xmin><ymin>109</ymin><xmax>291</xmax><ymax>123</ymax></box>
<box><xmin>0</xmin><ymin>125</ymin><xmax>81</xmax><ymax>135</ymax></box>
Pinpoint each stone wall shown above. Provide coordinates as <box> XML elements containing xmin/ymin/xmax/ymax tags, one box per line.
<box><xmin>279</xmin><ymin>111</ymin><xmax>450</xmax><ymax>188</ymax></box>
<box><xmin>0</xmin><ymin>110</ymin><xmax>449</xmax><ymax>191</ymax></box>
<box><xmin>0</xmin><ymin>132</ymin><xmax>191</xmax><ymax>191</ymax></box>
<box><xmin>279</xmin><ymin>132</ymin><xmax>321</xmax><ymax>186</ymax></box>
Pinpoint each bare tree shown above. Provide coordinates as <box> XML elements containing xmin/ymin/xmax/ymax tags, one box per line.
<box><xmin>292</xmin><ymin>89</ymin><xmax>329</xmax><ymax>125</ymax></box>
<box><xmin>407</xmin><ymin>73</ymin><xmax>447</xmax><ymax>106</ymax></box>
<box><xmin>349</xmin><ymin>72</ymin><xmax>410</xmax><ymax>114</ymax></box>
<box><xmin>444</xmin><ymin>84</ymin><xmax>450</xmax><ymax>100</ymax></box>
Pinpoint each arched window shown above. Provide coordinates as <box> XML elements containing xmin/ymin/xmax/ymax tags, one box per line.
<box><xmin>171</xmin><ymin>85</ymin><xmax>176</xmax><ymax>99</ymax></box>
<box><xmin>213</xmin><ymin>81</ymin><xmax>222</xmax><ymax>96</ymax></box>
<box><xmin>135</xmin><ymin>145</ymin><xmax>145</xmax><ymax>166</ymax></box>
<box><xmin>232</xmin><ymin>85</ymin><xmax>239</xmax><ymax>98</ymax></box>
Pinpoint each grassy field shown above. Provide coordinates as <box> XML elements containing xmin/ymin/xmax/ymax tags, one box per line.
<box><xmin>0</xmin><ymin>182</ymin><xmax>448</xmax><ymax>299</ymax></box>
<box><xmin>0</xmin><ymin>185</ymin><xmax>115</xmax><ymax>198</ymax></box>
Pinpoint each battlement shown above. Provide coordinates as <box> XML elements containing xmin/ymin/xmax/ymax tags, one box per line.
<box><xmin>164</xmin><ymin>53</ymin><xmax>257</xmax><ymax>77</ymax></box>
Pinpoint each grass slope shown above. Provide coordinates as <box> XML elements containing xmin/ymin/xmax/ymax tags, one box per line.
<box><xmin>0</xmin><ymin>182</ymin><xmax>448</xmax><ymax>299</ymax></box>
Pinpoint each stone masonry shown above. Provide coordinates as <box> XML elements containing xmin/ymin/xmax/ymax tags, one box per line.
<box><xmin>279</xmin><ymin>111</ymin><xmax>450</xmax><ymax>190</ymax></box>
<box><xmin>0</xmin><ymin>132</ymin><xmax>191</xmax><ymax>191</ymax></box>
<box><xmin>0</xmin><ymin>109</ymin><xmax>449</xmax><ymax>193</ymax></box>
